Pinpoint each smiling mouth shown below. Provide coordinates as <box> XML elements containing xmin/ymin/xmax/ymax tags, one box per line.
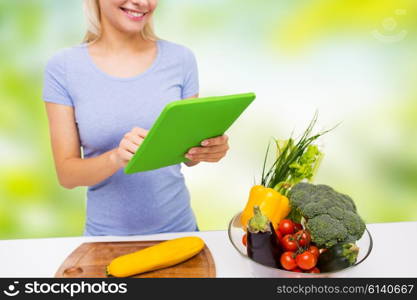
<box><xmin>120</xmin><ymin>7</ymin><xmax>148</xmax><ymax>18</ymax></box>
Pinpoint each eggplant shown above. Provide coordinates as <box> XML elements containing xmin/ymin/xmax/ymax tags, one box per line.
<box><xmin>317</xmin><ymin>243</ymin><xmax>359</xmax><ymax>272</ymax></box>
<box><xmin>246</xmin><ymin>206</ymin><xmax>281</xmax><ymax>268</ymax></box>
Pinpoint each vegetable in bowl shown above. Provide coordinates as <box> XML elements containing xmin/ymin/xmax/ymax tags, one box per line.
<box><xmin>317</xmin><ymin>243</ymin><xmax>360</xmax><ymax>272</ymax></box>
<box><xmin>246</xmin><ymin>206</ymin><xmax>282</xmax><ymax>268</ymax></box>
<box><xmin>240</xmin><ymin>113</ymin><xmax>335</xmax><ymax>230</ymax></box>
<box><xmin>236</xmin><ymin>113</ymin><xmax>371</xmax><ymax>275</ymax></box>
<box><xmin>288</xmin><ymin>183</ymin><xmax>366</xmax><ymax>248</ymax></box>
<box><xmin>228</xmin><ymin>211</ymin><xmax>373</xmax><ymax>277</ymax></box>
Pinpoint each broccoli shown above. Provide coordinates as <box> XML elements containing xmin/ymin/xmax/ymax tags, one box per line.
<box><xmin>288</xmin><ymin>182</ymin><xmax>366</xmax><ymax>248</ymax></box>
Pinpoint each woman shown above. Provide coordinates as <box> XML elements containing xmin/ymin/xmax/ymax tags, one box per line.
<box><xmin>42</xmin><ymin>0</ymin><xmax>229</xmax><ymax>236</ymax></box>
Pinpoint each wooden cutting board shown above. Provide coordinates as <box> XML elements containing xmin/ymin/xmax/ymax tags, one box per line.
<box><xmin>55</xmin><ymin>240</ymin><xmax>216</xmax><ymax>278</ymax></box>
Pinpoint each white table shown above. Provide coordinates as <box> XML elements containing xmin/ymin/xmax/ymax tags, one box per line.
<box><xmin>0</xmin><ymin>222</ymin><xmax>416</xmax><ymax>277</ymax></box>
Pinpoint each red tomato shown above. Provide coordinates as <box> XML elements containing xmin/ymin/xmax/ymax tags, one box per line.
<box><xmin>294</xmin><ymin>223</ymin><xmax>303</xmax><ymax>231</ymax></box>
<box><xmin>307</xmin><ymin>245</ymin><xmax>320</xmax><ymax>258</ymax></box>
<box><xmin>281</xmin><ymin>234</ymin><xmax>298</xmax><ymax>251</ymax></box>
<box><xmin>242</xmin><ymin>234</ymin><xmax>247</xmax><ymax>246</ymax></box>
<box><xmin>291</xmin><ymin>267</ymin><xmax>303</xmax><ymax>273</ymax></box>
<box><xmin>280</xmin><ymin>251</ymin><xmax>297</xmax><ymax>270</ymax></box>
<box><xmin>294</xmin><ymin>230</ymin><xmax>311</xmax><ymax>247</ymax></box>
<box><xmin>307</xmin><ymin>267</ymin><xmax>320</xmax><ymax>273</ymax></box>
<box><xmin>278</xmin><ymin>219</ymin><xmax>295</xmax><ymax>235</ymax></box>
<box><xmin>296</xmin><ymin>251</ymin><xmax>317</xmax><ymax>270</ymax></box>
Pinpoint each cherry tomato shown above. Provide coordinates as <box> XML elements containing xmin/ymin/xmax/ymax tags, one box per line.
<box><xmin>278</xmin><ymin>219</ymin><xmax>295</xmax><ymax>235</ymax></box>
<box><xmin>294</xmin><ymin>230</ymin><xmax>311</xmax><ymax>247</ymax></box>
<box><xmin>242</xmin><ymin>234</ymin><xmax>247</xmax><ymax>246</ymax></box>
<box><xmin>307</xmin><ymin>267</ymin><xmax>320</xmax><ymax>273</ymax></box>
<box><xmin>307</xmin><ymin>245</ymin><xmax>320</xmax><ymax>258</ymax></box>
<box><xmin>280</xmin><ymin>251</ymin><xmax>297</xmax><ymax>270</ymax></box>
<box><xmin>281</xmin><ymin>234</ymin><xmax>298</xmax><ymax>251</ymax></box>
<box><xmin>292</xmin><ymin>267</ymin><xmax>303</xmax><ymax>273</ymax></box>
<box><xmin>294</xmin><ymin>223</ymin><xmax>303</xmax><ymax>231</ymax></box>
<box><xmin>296</xmin><ymin>251</ymin><xmax>317</xmax><ymax>270</ymax></box>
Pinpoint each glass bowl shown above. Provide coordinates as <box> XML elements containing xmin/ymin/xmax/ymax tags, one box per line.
<box><xmin>228</xmin><ymin>211</ymin><xmax>373</xmax><ymax>278</ymax></box>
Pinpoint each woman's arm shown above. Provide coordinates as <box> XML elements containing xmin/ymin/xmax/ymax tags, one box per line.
<box><xmin>45</xmin><ymin>103</ymin><xmax>146</xmax><ymax>189</ymax></box>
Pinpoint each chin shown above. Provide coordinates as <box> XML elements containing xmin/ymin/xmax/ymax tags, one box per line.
<box><xmin>118</xmin><ymin>16</ymin><xmax>151</xmax><ymax>36</ymax></box>
<box><xmin>122</xmin><ymin>24</ymin><xmax>147</xmax><ymax>35</ymax></box>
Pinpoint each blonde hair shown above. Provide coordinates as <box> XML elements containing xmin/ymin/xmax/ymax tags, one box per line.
<box><xmin>82</xmin><ymin>0</ymin><xmax>158</xmax><ymax>43</ymax></box>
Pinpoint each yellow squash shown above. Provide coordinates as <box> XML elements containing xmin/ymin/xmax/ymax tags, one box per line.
<box><xmin>106</xmin><ymin>236</ymin><xmax>205</xmax><ymax>277</ymax></box>
<box><xmin>240</xmin><ymin>185</ymin><xmax>291</xmax><ymax>230</ymax></box>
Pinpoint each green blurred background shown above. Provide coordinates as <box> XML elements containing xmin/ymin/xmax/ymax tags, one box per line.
<box><xmin>1</xmin><ymin>0</ymin><xmax>416</xmax><ymax>239</ymax></box>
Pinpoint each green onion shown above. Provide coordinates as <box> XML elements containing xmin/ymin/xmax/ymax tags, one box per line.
<box><xmin>260</xmin><ymin>112</ymin><xmax>337</xmax><ymax>194</ymax></box>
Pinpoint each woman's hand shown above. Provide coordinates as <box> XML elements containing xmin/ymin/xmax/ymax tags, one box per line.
<box><xmin>185</xmin><ymin>135</ymin><xmax>230</xmax><ymax>164</ymax></box>
<box><xmin>111</xmin><ymin>127</ymin><xmax>148</xmax><ymax>168</ymax></box>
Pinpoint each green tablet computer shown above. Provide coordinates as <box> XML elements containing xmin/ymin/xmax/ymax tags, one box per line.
<box><xmin>124</xmin><ymin>92</ymin><xmax>256</xmax><ymax>174</ymax></box>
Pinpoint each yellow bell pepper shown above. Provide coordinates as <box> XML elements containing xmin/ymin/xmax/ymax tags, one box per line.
<box><xmin>240</xmin><ymin>185</ymin><xmax>291</xmax><ymax>230</ymax></box>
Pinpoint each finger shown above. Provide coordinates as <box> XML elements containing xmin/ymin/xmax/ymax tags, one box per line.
<box><xmin>125</xmin><ymin>132</ymin><xmax>143</xmax><ymax>146</ymax></box>
<box><xmin>201</xmin><ymin>135</ymin><xmax>228</xmax><ymax>147</ymax></box>
<box><xmin>204</xmin><ymin>158</ymin><xmax>220</xmax><ymax>162</ymax></box>
<box><xmin>121</xmin><ymin>139</ymin><xmax>139</xmax><ymax>154</ymax></box>
<box><xmin>132</xmin><ymin>127</ymin><xmax>149</xmax><ymax>138</ymax></box>
<box><xmin>187</xmin><ymin>152</ymin><xmax>225</xmax><ymax>161</ymax></box>
<box><xmin>186</xmin><ymin>157</ymin><xmax>220</xmax><ymax>163</ymax></box>
<box><xmin>118</xmin><ymin>148</ymin><xmax>134</xmax><ymax>161</ymax></box>
<box><xmin>186</xmin><ymin>156</ymin><xmax>221</xmax><ymax>163</ymax></box>
<box><xmin>187</xmin><ymin>145</ymin><xmax>229</xmax><ymax>155</ymax></box>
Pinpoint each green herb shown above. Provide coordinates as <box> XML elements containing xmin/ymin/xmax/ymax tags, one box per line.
<box><xmin>261</xmin><ymin>113</ymin><xmax>337</xmax><ymax>194</ymax></box>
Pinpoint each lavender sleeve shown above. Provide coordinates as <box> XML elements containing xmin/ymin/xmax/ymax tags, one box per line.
<box><xmin>42</xmin><ymin>50</ymin><xmax>74</xmax><ymax>107</ymax></box>
<box><xmin>181</xmin><ymin>48</ymin><xmax>199</xmax><ymax>99</ymax></box>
